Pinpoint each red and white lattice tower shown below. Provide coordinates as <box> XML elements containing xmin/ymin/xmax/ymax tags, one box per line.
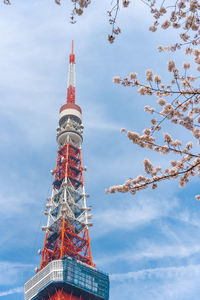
<box><xmin>24</xmin><ymin>42</ymin><xmax>109</xmax><ymax>300</ymax></box>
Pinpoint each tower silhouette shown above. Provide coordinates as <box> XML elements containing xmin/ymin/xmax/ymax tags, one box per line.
<box><xmin>25</xmin><ymin>42</ymin><xmax>109</xmax><ymax>300</ymax></box>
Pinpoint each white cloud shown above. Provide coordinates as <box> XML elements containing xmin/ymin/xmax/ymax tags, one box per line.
<box><xmin>176</xmin><ymin>209</ymin><xmax>200</xmax><ymax>228</ymax></box>
<box><xmin>86</xmin><ymin>119</ymin><xmax>121</xmax><ymax>131</ymax></box>
<box><xmin>0</xmin><ymin>286</ymin><xmax>23</xmax><ymax>297</ymax></box>
<box><xmin>94</xmin><ymin>196</ymin><xmax>178</xmax><ymax>237</ymax></box>
<box><xmin>83</xmin><ymin>102</ymin><xmax>123</xmax><ymax>132</ymax></box>
<box><xmin>110</xmin><ymin>264</ymin><xmax>200</xmax><ymax>300</ymax></box>
<box><xmin>110</xmin><ymin>264</ymin><xmax>200</xmax><ymax>282</ymax></box>
<box><xmin>0</xmin><ymin>262</ymin><xmax>34</xmax><ymax>286</ymax></box>
<box><xmin>134</xmin><ymin>244</ymin><xmax>200</xmax><ymax>260</ymax></box>
<box><xmin>96</xmin><ymin>243</ymin><xmax>200</xmax><ymax>267</ymax></box>
<box><xmin>0</xmin><ymin>190</ymin><xmax>35</xmax><ymax>219</ymax></box>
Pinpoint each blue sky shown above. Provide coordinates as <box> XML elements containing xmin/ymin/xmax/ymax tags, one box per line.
<box><xmin>1</xmin><ymin>1</ymin><xmax>200</xmax><ymax>299</ymax></box>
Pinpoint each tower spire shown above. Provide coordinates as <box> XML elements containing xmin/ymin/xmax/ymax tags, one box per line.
<box><xmin>67</xmin><ymin>40</ymin><xmax>76</xmax><ymax>104</ymax></box>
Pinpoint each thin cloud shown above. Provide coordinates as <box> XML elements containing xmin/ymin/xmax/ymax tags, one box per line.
<box><xmin>94</xmin><ymin>196</ymin><xmax>178</xmax><ymax>237</ymax></box>
<box><xmin>134</xmin><ymin>244</ymin><xmax>200</xmax><ymax>260</ymax></box>
<box><xmin>0</xmin><ymin>286</ymin><xmax>24</xmax><ymax>297</ymax></box>
<box><xmin>110</xmin><ymin>264</ymin><xmax>200</xmax><ymax>282</ymax></box>
<box><xmin>96</xmin><ymin>243</ymin><xmax>200</xmax><ymax>267</ymax></box>
<box><xmin>110</xmin><ymin>265</ymin><xmax>200</xmax><ymax>300</ymax></box>
<box><xmin>0</xmin><ymin>262</ymin><xmax>34</xmax><ymax>286</ymax></box>
<box><xmin>86</xmin><ymin>120</ymin><xmax>121</xmax><ymax>131</ymax></box>
<box><xmin>176</xmin><ymin>209</ymin><xmax>200</xmax><ymax>228</ymax></box>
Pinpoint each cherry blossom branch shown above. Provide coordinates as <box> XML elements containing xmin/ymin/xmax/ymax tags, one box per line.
<box><xmin>109</xmin><ymin>44</ymin><xmax>200</xmax><ymax>199</ymax></box>
<box><xmin>125</xmin><ymin>130</ymin><xmax>198</xmax><ymax>157</ymax></box>
<box><xmin>147</xmin><ymin>0</ymin><xmax>200</xmax><ymax>51</ymax></box>
<box><xmin>2</xmin><ymin>0</ymin><xmax>91</xmax><ymax>21</ymax></box>
<box><xmin>106</xmin><ymin>158</ymin><xmax>200</xmax><ymax>195</ymax></box>
<box><xmin>107</xmin><ymin>0</ymin><xmax>130</xmax><ymax>43</ymax></box>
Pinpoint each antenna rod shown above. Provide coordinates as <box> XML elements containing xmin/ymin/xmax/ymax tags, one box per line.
<box><xmin>67</xmin><ymin>41</ymin><xmax>76</xmax><ymax>103</ymax></box>
<box><xmin>69</xmin><ymin>40</ymin><xmax>75</xmax><ymax>64</ymax></box>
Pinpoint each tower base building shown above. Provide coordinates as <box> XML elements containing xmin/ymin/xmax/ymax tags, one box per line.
<box><xmin>25</xmin><ymin>257</ymin><xmax>109</xmax><ymax>300</ymax></box>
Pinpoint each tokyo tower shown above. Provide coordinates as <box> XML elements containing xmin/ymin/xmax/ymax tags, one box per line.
<box><xmin>24</xmin><ymin>42</ymin><xmax>109</xmax><ymax>300</ymax></box>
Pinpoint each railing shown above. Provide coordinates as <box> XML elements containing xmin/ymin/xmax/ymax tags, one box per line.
<box><xmin>24</xmin><ymin>260</ymin><xmax>63</xmax><ymax>300</ymax></box>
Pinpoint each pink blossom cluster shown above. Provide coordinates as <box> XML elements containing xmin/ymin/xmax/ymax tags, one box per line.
<box><xmin>53</xmin><ymin>0</ymin><xmax>91</xmax><ymax>23</ymax></box>
<box><xmin>114</xmin><ymin>60</ymin><xmax>200</xmax><ymax>141</ymax></box>
<box><xmin>147</xmin><ymin>0</ymin><xmax>200</xmax><ymax>51</ymax></box>
<box><xmin>106</xmin><ymin>151</ymin><xmax>200</xmax><ymax>195</ymax></box>
<box><xmin>107</xmin><ymin>71</ymin><xmax>200</xmax><ymax>197</ymax></box>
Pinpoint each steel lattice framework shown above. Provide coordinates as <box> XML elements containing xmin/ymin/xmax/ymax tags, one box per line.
<box><xmin>40</xmin><ymin>142</ymin><xmax>93</xmax><ymax>270</ymax></box>
<box><xmin>40</xmin><ymin>42</ymin><xmax>93</xmax><ymax>272</ymax></box>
